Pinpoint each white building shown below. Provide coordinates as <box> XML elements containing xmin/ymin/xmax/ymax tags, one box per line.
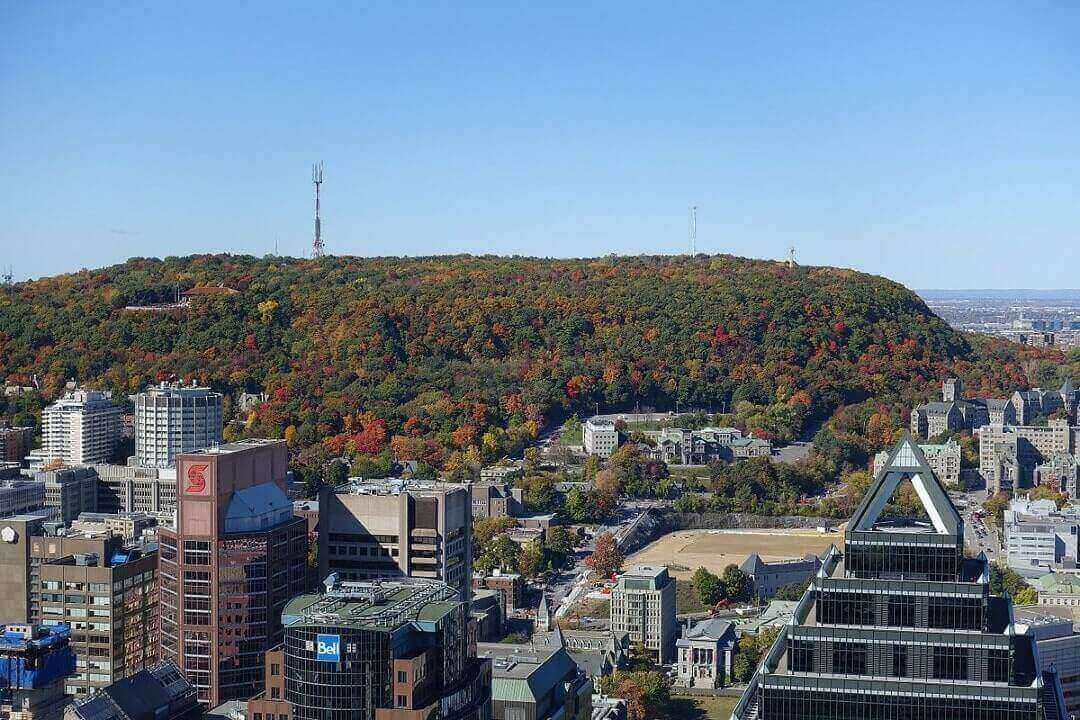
<box><xmin>27</xmin><ymin>389</ymin><xmax>120</xmax><ymax>468</ymax></box>
<box><xmin>1014</xmin><ymin>607</ymin><xmax>1080</xmax><ymax>718</ymax></box>
<box><xmin>583</xmin><ymin>419</ymin><xmax>619</xmax><ymax>458</ymax></box>
<box><xmin>610</xmin><ymin>565</ymin><xmax>676</xmax><ymax>664</ymax></box>
<box><xmin>675</xmin><ymin>618</ymin><xmax>736</xmax><ymax>689</ymax></box>
<box><xmin>134</xmin><ymin>381</ymin><xmax>223</xmax><ymax>468</ymax></box>
<box><xmin>1003</xmin><ymin>496</ymin><xmax>1080</xmax><ymax>575</ymax></box>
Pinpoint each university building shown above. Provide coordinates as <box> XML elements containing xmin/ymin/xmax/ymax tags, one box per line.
<box><xmin>731</xmin><ymin>437</ymin><xmax>1070</xmax><ymax>720</ymax></box>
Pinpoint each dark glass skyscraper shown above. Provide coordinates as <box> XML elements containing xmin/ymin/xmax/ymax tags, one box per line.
<box><xmin>732</xmin><ymin>437</ymin><xmax>1069</xmax><ymax>720</ymax></box>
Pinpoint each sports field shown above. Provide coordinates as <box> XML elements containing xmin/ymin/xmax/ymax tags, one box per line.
<box><xmin>626</xmin><ymin>527</ymin><xmax>843</xmax><ymax>578</ymax></box>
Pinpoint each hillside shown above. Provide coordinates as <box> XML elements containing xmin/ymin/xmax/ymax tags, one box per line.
<box><xmin>0</xmin><ymin>254</ymin><xmax>1054</xmax><ymax>479</ymax></box>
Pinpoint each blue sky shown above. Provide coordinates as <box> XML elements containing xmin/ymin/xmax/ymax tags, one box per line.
<box><xmin>2</xmin><ymin>2</ymin><xmax>1077</xmax><ymax>288</ymax></box>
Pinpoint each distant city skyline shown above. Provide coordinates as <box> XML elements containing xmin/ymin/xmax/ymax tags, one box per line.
<box><xmin>2</xmin><ymin>3</ymin><xmax>1078</xmax><ymax>288</ymax></box>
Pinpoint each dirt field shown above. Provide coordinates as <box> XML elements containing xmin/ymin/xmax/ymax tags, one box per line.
<box><xmin>626</xmin><ymin>527</ymin><xmax>843</xmax><ymax>578</ymax></box>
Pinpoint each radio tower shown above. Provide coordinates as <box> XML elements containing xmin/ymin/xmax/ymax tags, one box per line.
<box><xmin>689</xmin><ymin>206</ymin><xmax>697</xmax><ymax>255</ymax></box>
<box><xmin>312</xmin><ymin>162</ymin><xmax>325</xmax><ymax>258</ymax></box>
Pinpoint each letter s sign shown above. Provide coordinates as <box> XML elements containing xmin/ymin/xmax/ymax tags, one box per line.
<box><xmin>316</xmin><ymin>634</ymin><xmax>340</xmax><ymax>662</ymax></box>
<box><xmin>185</xmin><ymin>464</ymin><xmax>209</xmax><ymax>495</ymax></box>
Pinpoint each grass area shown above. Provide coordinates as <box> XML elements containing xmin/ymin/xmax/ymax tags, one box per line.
<box><xmin>661</xmin><ymin>694</ymin><xmax>740</xmax><ymax>720</ymax></box>
<box><xmin>577</xmin><ymin>597</ymin><xmax>611</xmax><ymax>619</ymax></box>
<box><xmin>675</xmin><ymin>577</ymin><xmax>708</xmax><ymax>615</ymax></box>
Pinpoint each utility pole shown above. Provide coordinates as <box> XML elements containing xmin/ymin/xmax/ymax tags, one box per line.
<box><xmin>312</xmin><ymin>162</ymin><xmax>325</xmax><ymax>258</ymax></box>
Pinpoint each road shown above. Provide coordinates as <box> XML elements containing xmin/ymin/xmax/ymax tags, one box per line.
<box><xmin>955</xmin><ymin>488</ymin><xmax>1001</xmax><ymax>561</ymax></box>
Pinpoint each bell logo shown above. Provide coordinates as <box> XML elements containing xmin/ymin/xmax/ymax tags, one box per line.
<box><xmin>316</xmin><ymin>634</ymin><xmax>340</xmax><ymax>662</ymax></box>
<box><xmin>185</xmin><ymin>464</ymin><xmax>209</xmax><ymax>494</ymax></box>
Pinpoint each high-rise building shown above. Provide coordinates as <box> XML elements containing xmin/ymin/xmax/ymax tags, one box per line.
<box><xmin>731</xmin><ymin>437</ymin><xmax>1070</xmax><ymax>720</ymax></box>
<box><xmin>318</xmin><ymin>478</ymin><xmax>472</xmax><ymax>598</ymax></box>
<box><xmin>0</xmin><ymin>510</ymin><xmax>54</xmax><ymax>623</ymax></box>
<box><xmin>28</xmin><ymin>528</ymin><xmax>158</xmax><ymax>697</ymax></box>
<box><xmin>609</xmin><ymin>565</ymin><xmax>676</xmax><ymax>664</ymax></box>
<box><xmin>0</xmin><ymin>426</ymin><xmax>35</xmax><ymax>463</ymax></box>
<box><xmin>27</xmin><ymin>390</ymin><xmax>121</xmax><ymax>468</ymax></box>
<box><xmin>248</xmin><ymin>575</ymin><xmax>492</xmax><ymax>720</ymax></box>
<box><xmin>158</xmin><ymin>440</ymin><xmax>308</xmax><ymax>707</ymax></box>
<box><xmin>134</xmin><ymin>382</ymin><xmax>223</xmax><ymax>469</ymax></box>
<box><xmin>0</xmin><ymin>623</ymin><xmax>76</xmax><ymax>720</ymax></box>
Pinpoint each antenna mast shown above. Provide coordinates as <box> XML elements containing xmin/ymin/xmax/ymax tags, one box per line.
<box><xmin>1</xmin><ymin>265</ymin><xmax>11</xmax><ymax>285</ymax></box>
<box><xmin>312</xmin><ymin>162</ymin><xmax>325</xmax><ymax>258</ymax></box>
<box><xmin>788</xmin><ymin>245</ymin><xmax>797</xmax><ymax>267</ymax></box>
<box><xmin>689</xmin><ymin>206</ymin><xmax>697</xmax><ymax>255</ymax></box>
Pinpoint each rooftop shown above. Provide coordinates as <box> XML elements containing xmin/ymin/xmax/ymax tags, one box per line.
<box><xmin>334</xmin><ymin>477</ymin><xmax>463</xmax><ymax>497</ymax></box>
<box><xmin>283</xmin><ymin>576</ymin><xmax>460</xmax><ymax>631</ymax></box>
<box><xmin>476</xmin><ymin>642</ymin><xmax>579</xmax><ymax>703</ymax></box>
<box><xmin>189</xmin><ymin>438</ymin><xmax>283</xmax><ymax>455</ymax></box>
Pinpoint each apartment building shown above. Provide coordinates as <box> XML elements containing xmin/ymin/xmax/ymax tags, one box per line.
<box><xmin>29</xmin><ymin>529</ymin><xmax>158</xmax><ymax>697</ymax></box>
<box><xmin>27</xmin><ymin>390</ymin><xmax>121</xmax><ymax>468</ymax></box>
<box><xmin>134</xmin><ymin>381</ymin><xmax>223</xmax><ymax>469</ymax></box>
<box><xmin>610</xmin><ymin>565</ymin><xmax>676</xmax><ymax>664</ymax></box>
<box><xmin>158</xmin><ymin>440</ymin><xmax>308</xmax><ymax>707</ymax></box>
<box><xmin>318</xmin><ymin>478</ymin><xmax>472</xmax><ymax>598</ymax></box>
<box><xmin>583</xmin><ymin>419</ymin><xmax>619</xmax><ymax>458</ymax></box>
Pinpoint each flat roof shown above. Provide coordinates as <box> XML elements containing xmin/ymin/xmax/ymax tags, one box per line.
<box><xmin>283</xmin><ymin>578</ymin><xmax>459</xmax><ymax>631</ymax></box>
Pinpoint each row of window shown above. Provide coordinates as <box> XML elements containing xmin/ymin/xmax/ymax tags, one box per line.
<box><xmin>789</xmin><ymin>639</ymin><xmax>1011</xmax><ymax>683</ymax></box>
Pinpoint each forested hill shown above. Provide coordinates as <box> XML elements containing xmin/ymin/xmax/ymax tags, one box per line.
<box><xmin>0</xmin><ymin>254</ymin><xmax>1049</xmax><ymax>476</ymax></box>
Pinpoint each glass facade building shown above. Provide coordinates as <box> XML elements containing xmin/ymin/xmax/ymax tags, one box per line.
<box><xmin>731</xmin><ymin>437</ymin><xmax>1069</xmax><ymax>720</ymax></box>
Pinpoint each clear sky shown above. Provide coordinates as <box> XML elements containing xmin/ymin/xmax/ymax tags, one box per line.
<box><xmin>2</xmin><ymin>2</ymin><xmax>1078</xmax><ymax>288</ymax></box>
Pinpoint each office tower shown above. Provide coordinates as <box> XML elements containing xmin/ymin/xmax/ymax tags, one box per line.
<box><xmin>158</xmin><ymin>440</ymin><xmax>308</xmax><ymax>707</ymax></box>
<box><xmin>38</xmin><ymin>466</ymin><xmax>97</xmax><ymax>523</ymax></box>
<box><xmin>609</xmin><ymin>565</ymin><xmax>676</xmax><ymax>664</ymax></box>
<box><xmin>731</xmin><ymin>437</ymin><xmax>1070</xmax><ymax>720</ymax></box>
<box><xmin>0</xmin><ymin>623</ymin><xmax>76</xmax><ymax>720</ymax></box>
<box><xmin>0</xmin><ymin>478</ymin><xmax>45</xmax><ymax>517</ymax></box>
<box><xmin>68</xmin><ymin>661</ymin><xmax>202</xmax><ymax>720</ymax></box>
<box><xmin>248</xmin><ymin>575</ymin><xmax>491</xmax><ymax>720</ymax></box>
<box><xmin>318</xmin><ymin>478</ymin><xmax>472</xmax><ymax>599</ymax></box>
<box><xmin>28</xmin><ymin>528</ymin><xmax>158</xmax><ymax>697</ymax></box>
<box><xmin>92</xmin><ymin>463</ymin><xmax>178</xmax><ymax>515</ymax></box>
<box><xmin>134</xmin><ymin>382</ymin><xmax>223</xmax><ymax>469</ymax></box>
<box><xmin>0</xmin><ymin>510</ymin><xmax>53</xmax><ymax>623</ymax></box>
<box><xmin>0</xmin><ymin>426</ymin><xmax>34</xmax><ymax>463</ymax></box>
<box><xmin>28</xmin><ymin>390</ymin><xmax>121</xmax><ymax>468</ymax></box>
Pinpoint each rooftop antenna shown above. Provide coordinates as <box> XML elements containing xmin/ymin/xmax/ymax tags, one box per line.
<box><xmin>312</xmin><ymin>162</ymin><xmax>325</xmax><ymax>258</ymax></box>
<box><xmin>1</xmin><ymin>265</ymin><xmax>12</xmax><ymax>285</ymax></box>
<box><xmin>689</xmin><ymin>206</ymin><xmax>697</xmax><ymax>255</ymax></box>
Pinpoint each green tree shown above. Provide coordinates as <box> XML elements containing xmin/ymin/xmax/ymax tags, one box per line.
<box><xmin>732</xmin><ymin>626</ymin><xmax>781</xmax><ymax>682</ymax></box>
<box><xmin>519</xmin><ymin>539</ymin><xmax>545</xmax><ymax>578</ymax></box>
<box><xmin>774</xmin><ymin>580</ymin><xmax>809</xmax><ymax>601</ymax></box>
<box><xmin>721</xmin><ymin>564</ymin><xmax>753</xmax><ymax>603</ymax></box>
<box><xmin>691</xmin><ymin>567</ymin><xmax>722</xmax><ymax>606</ymax></box>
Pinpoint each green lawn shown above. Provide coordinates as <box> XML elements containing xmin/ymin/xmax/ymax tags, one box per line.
<box><xmin>661</xmin><ymin>694</ymin><xmax>740</xmax><ymax>720</ymax></box>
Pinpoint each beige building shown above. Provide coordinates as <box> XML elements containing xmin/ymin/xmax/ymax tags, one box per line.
<box><xmin>91</xmin><ymin>463</ymin><xmax>177</xmax><ymax>516</ymax></box>
<box><xmin>610</xmin><ymin>565</ymin><xmax>676</xmax><ymax>664</ymax></box>
<box><xmin>979</xmin><ymin>419</ymin><xmax>1077</xmax><ymax>493</ymax></box>
<box><xmin>29</xmin><ymin>529</ymin><xmax>158</xmax><ymax>697</ymax></box>
<box><xmin>874</xmin><ymin>439</ymin><xmax>962</xmax><ymax>488</ymax></box>
<box><xmin>583</xmin><ymin>418</ymin><xmax>619</xmax><ymax>458</ymax></box>
<box><xmin>38</xmin><ymin>466</ymin><xmax>98</xmax><ymax>523</ymax></box>
<box><xmin>0</xmin><ymin>510</ymin><xmax>54</xmax><ymax>623</ymax></box>
<box><xmin>318</xmin><ymin>478</ymin><xmax>472</xmax><ymax>598</ymax></box>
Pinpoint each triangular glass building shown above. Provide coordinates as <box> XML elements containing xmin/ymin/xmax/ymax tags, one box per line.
<box><xmin>731</xmin><ymin>435</ymin><xmax>1069</xmax><ymax>720</ymax></box>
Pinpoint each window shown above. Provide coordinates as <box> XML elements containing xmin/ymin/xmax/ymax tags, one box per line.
<box><xmin>397</xmin><ymin>695</ymin><xmax>408</xmax><ymax>708</ymax></box>
<box><xmin>987</xmin><ymin>648</ymin><xmax>1010</xmax><ymax>682</ymax></box>
<box><xmin>891</xmin><ymin>644</ymin><xmax>907</xmax><ymax>677</ymax></box>
<box><xmin>928</xmin><ymin>596</ymin><xmax>982</xmax><ymax>630</ymax></box>
<box><xmin>397</xmin><ymin>670</ymin><xmax>408</xmax><ymax>683</ymax></box>
<box><xmin>932</xmin><ymin>646</ymin><xmax>968</xmax><ymax>680</ymax></box>
<box><xmin>831</xmin><ymin>643</ymin><xmax>867</xmax><ymax>675</ymax></box>
<box><xmin>790</xmin><ymin>639</ymin><xmax>814</xmax><ymax>672</ymax></box>
<box><xmin>271</xmin><ymin>663</ymin><xmax>280</xmax><ymax>676</ymax></box>
<box><xmin>887</xmin><ymin>595</ymin><xmax>915</xmax><ymax>627</ymax></box>
<box><xmin>818</xmin><ymin>592</ymin><xmax>874</xmax><ymax>625</ymax></box>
